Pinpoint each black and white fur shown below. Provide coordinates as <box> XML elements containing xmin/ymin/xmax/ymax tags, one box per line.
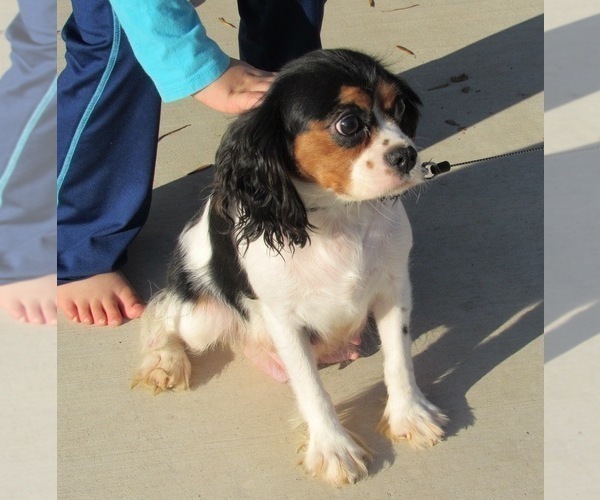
<box><xmin>133</xmin><ymin>49</ymin><xmax>448</xmax><ymax>486</ymax></box>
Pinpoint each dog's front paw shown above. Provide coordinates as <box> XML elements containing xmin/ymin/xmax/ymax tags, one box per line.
<box><xmin>301</xmin><ymin>431</ymin><xmax>371</xmax><ymax>486</ymax></box>
<box><xmin>378</xmin><ymin>395</ymin><xmax>449</xmax><ymax>449</ymax></box>
<box><xmin>131</xmin><ymin>349</ymin><xmax>191</xmax><ymax>394</ymax></box>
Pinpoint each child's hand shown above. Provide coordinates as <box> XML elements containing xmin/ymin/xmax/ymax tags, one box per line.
<box><xmin>193</xmin><ymin>59</ymin><xmax>276</xmax><ymax>114</ymax></box>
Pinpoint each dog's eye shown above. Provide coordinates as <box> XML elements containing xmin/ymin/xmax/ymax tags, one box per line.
<box><xmin>335</xmin><ymin>114</ymin><xmax>363</xmax><ymax>136</ymax></box>
<box><xmin>395</xmin><ymin>99</ymin><xmax>406</xmax><ymax>119</ymax></box>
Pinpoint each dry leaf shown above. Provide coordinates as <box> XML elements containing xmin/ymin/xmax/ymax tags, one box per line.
<box><xmin>427</xmin><ymin>82</ymin><xmax>450</xmax><ymax>91</ymax></box>
<box><xmin>382</xmin><ymin>4</ymin><xmax>420</xmax><ymax>12</ymax></box>
<box><xmin>450</xmin><ymin>73</ymin><xmax>469</xmax><ymax>82</ymax></box>
<box><xmin>158</xmin><ymin>124</ymin><xmax>191</xmax><ymax>142</ymax></box>
<box><xmin>218</xmin><ymin>17</ymin><xmax>237</xmax><ymax>29</ymax></box>
<box><xmin>396</xmin><ymin>45</ymin><xmax>415</xmax><ymax>56</ymax></box>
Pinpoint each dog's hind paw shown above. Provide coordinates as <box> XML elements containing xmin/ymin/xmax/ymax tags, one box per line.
<box><xmin>378</xmin><ymin>396</ymin><xmax>449</xmax><ymax>449</ymax></box>
<box><xmin>131</xmin><ymin>349</ymin><xmax>191</xmax><ymax>395</ymax></box>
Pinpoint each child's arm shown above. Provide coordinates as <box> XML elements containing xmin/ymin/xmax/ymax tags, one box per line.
<box><xmin>109</xmin><ymin>0</ymin><xmax>272</xmax><ymax>111</ymax></box>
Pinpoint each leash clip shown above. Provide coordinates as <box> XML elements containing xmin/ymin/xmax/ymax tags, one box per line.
<box><xmin>422</xmin><ymin>160</ymin><xmax>451</xmax><ymax>179</ymax></box>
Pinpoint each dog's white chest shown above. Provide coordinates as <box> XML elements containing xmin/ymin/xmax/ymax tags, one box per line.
<box><xmin>243</xmin><ymin>204</ymin><xmax>408</xmax><ymax>337</ymax></box>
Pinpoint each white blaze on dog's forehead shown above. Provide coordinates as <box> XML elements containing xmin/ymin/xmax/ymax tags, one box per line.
<box><xmin>373</xmin><ymin>107</ymin><xmax>409</xmax><ymax>139</ymax></box>
<box><xmin>346</xmin><ymin>110</ymin><xmax>421</xmax><ymax>200</ymax></box>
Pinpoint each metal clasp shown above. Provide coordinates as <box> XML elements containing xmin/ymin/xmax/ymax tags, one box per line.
<box><xmin>422</xmin><ymin>161</ymin><xmax>438</xmax><ymax>180</ymax></box>
<box><xmin>421</xmin><ymin>160</ymin><xmax>451</xmax><ymax>179</ymax></box>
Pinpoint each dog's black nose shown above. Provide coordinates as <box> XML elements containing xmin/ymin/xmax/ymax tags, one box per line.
<box><xmin>384</xmin><ymin>146</ymin><xmax>417</xmax><ymax>174</ymax></box>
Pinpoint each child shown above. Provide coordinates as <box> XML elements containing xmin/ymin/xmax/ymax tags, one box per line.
<box><xmin>56</xmin><ymin>0</ymin><xmax>325</xmax><ymax>326</ymax></box>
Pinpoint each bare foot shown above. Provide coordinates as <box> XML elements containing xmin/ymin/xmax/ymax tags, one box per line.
<box><xmin>0</xmin><ymin>274</ymin><xmax>57</xmax><ymax>325</ymax></box>
<box><xmin>57</xmin><ymin>271</ymin><xmax>145</xmax><ymax>327</ymax></box>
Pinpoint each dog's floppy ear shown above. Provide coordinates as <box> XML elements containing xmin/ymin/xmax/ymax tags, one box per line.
<box><xmin>394</xmin><ymin>77</ymin><xmax>421</xmax><ymax>139</ymax></box>
<box><xmin>212</xmin><ymin>105</ymin><xmax>311</xmax><ymax>254</ymax></box>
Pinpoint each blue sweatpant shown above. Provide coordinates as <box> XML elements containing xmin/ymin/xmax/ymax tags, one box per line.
<box><xmin>57</xmin><ymin>0</ymin><xmax>325</xmax><ymax>284</ymax></box>
<box><xmin>0</xmin><ymin>0</ymin><xmax>57</xmax><ymax>285</ymax></box>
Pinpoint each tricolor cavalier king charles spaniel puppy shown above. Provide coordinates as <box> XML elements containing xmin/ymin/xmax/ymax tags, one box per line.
<box><xmin>133</xmin><ymin>49</ymin><xmax>448</xmax><ymax>486</ymax></box>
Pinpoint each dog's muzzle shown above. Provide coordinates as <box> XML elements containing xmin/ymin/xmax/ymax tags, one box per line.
<box><xmin>384</xmin><ymin>146</ymin><xmax>418</xmax><ymax>174</ymax></box>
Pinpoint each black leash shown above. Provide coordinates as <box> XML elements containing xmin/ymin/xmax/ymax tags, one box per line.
<box><xmin>422</xmin><ymin>144</ymin><xmax>545</xmax><ymax>179</ymax></box>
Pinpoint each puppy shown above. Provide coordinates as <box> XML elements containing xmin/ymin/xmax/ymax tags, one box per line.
<box><xmin>133</xmin><ymin>49</ymin><xmax>448</xmax><ymax>486</ymax></box>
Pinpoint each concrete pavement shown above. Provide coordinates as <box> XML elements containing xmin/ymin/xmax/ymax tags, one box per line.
<box><xmin>51</xmin><ymin>0</ymin><xmax>544</xmax><ymax>497</ymax></box>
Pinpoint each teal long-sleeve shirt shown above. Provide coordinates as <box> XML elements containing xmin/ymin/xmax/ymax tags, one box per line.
<box><xmin>108</xmin><ymin>0</ymin><xmax>231</xmax><ymax>102</ymax></box>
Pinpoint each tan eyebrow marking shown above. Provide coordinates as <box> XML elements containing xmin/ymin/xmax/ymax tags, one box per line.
<box><xmin>338</xmin><ymin>85</ymin><xmax>373</xmax><ymax>110</ymax></box>
<box><xmin>376</xmin><ymin>80</ymin><xmax>398</xmax><ymax>113</ymax></box>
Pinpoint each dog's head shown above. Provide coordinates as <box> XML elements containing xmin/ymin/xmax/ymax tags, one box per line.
<box><xmin>213</xmin><ymin>49</ymin><xmax>423</xmax><ymax>253</ymax></box>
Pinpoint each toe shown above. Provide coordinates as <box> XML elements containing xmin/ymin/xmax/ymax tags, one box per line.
<box><xmin>75</xmin><ymin>302</ymin><xmax>93</xmax><ymax>325</ymax></box>
<box><xmin>24</xmin><ymin>303</ymin><xmax>45</xmax><ymax>324</ymax></box>
<box><xmin>5</xmin><ymin>300</ymin><xmax>27</xmax><ymax>322</ymax></box>
<box><xmin>117</xmin><ymin>285</ymin><xmax>145</xmax><ymax>320</ymax></box>
<box><xmin>90</xmin><ymin>299</ymin><xmax>108</xmax><ymax>326</ymax></box>
<box><xmin>59</xmin><ymin>299</ymin><xmax>80</xmax><ymax>323</ymax></box>
<box><xmin>41</xmin><ymin>299</ymin><xmax>57</xmax><ymax>325</ymax></box>
<box><xmin>103</xmin><ymin>299</ymin><xmax>123</xmax><ymax>327</ymax></box>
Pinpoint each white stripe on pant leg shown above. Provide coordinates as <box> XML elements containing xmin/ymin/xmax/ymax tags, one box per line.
<box><xmin>56</xmin><ymin>10</ymin><xmax>122</xmax><ymax>203</ymax></box>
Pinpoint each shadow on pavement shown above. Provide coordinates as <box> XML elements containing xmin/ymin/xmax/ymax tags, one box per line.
<box><xmin>125</xmin><ymin>13</ymin><xmax>543</xmax><ymax>446</ymax></box>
